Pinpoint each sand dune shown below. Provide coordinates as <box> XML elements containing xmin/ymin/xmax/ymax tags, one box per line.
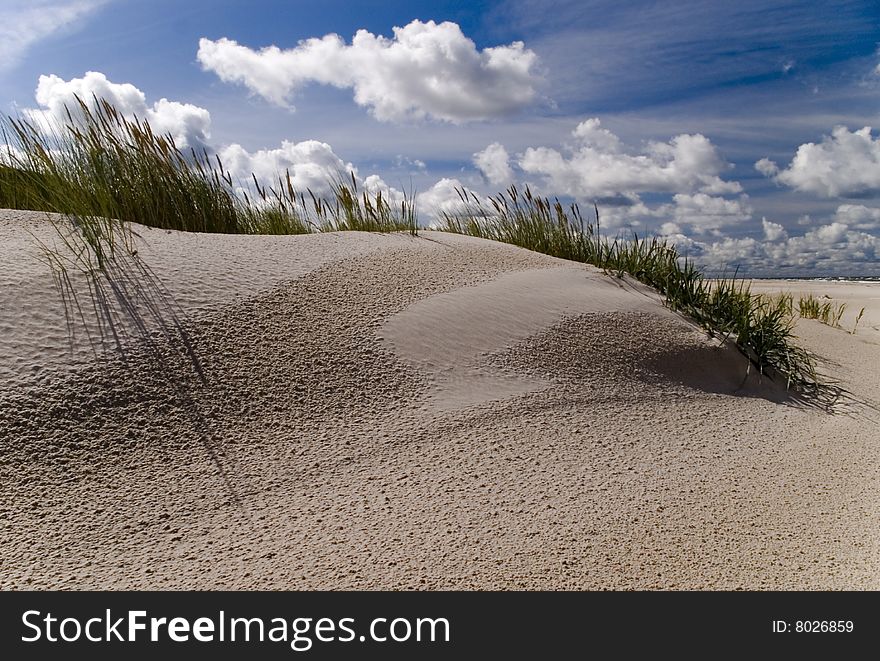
<box><xmin>1</xmin><ymin>210</ymin><xmax>878</xmax><ymax>589</ymax></box>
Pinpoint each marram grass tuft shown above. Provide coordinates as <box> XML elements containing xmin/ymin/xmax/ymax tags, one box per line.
<box><xmin>440</xmin><ymin>186</ymin><xmax>829</xmax><ymax>398</ymax></box>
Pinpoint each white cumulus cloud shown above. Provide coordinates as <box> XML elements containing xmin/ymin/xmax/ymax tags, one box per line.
<box><xmin>754</xmin><ymin>157</ymin><xmax>779</xmax><ymax>177</ymax></box>
<box><xmin>518</xmin><ymin>118</ymin><xmax>742</xmax><ymax>201</ymax></box>
<box><xmin>26</xmin><ymin>71</ymin><xmax>211</xmax><ymax>149</ymax></box>
<box><xmin>197</xmin><ymin>20</ymin><xmax>539</xmax><ymax>123</ymax></box>
<box><xmin>473</xmin><ymin>142</ymin><xmax>514</xmax><ymax>187</ymax></box>
<box><xmin>758</xmin><ymin>126</ymin><xmax>880</xmax><ymax>198</ymax></box>
<box><xmin>218</xmin><ymin>140</ymin><xmax>355</xmax><ymax>196</ymax></box>
<box><xmin>17</xmin><ymin>71</ymin><xmax>396</xmax><ymax>201</ymax></box>
<box><xmin>362</xmin><ymin>174</ymin><xmax>407</xmax><ymax>207</ymax></box>
<box><xmin>834</xmin><ymin>204</ymin><xmax>880</xmax><ymax>230</ymax></box>
<box><xmin>416</xmin><ymin>178</ymin><xmax>487</xmax><ymax>219</ymax></box>
<box><xmin>762</xmin><ymin>218</ymin><xmax>788</xmax><ymax>242</ymax></box>
<box><xmin>671</xmin><ymin>193</ymin><xmax>752</xmax><ymax>233</ymax></box>
<box><xmin>688</xmin><ymin>222</ymin><xmax>879</xmax><ymax>276</ymax></box>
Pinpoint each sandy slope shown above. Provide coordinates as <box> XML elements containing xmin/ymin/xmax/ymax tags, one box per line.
<box><xmin>1</xmin><ymin>210</ymin><xmax>878</xmax><ymax>590</ymax></box>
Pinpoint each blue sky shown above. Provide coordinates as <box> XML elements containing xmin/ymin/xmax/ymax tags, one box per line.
<box><xmin>2</xmin><ymin>0</ymin><xmax>880</xmax><ymax>275</ymax></box>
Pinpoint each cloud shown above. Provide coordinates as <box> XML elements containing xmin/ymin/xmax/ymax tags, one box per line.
<box><xmin>762</xmin><ymin>218</ymin><xmax>788</xmax><ymax>242</ymax></box>
<box><xmin>473</xmin><ymin>142</ymin><xmax>514</xmax><ymax>187</ymax></box>
<box><xmin>197</xmin><ymin>20</ymin><xmax>539</xmax><ymax>123</ymax></box>
<box><xmin>483</xmin><ymin>118</ymin><xmax>749</xmax><ymax>233</ymax></box>
<box><xmin>393</xmin><ymin>155</ymin><xmax>426</xmax><ymax>173</ymax></box>
<box><xmin>754</xmin><ymin>157</ymin><xmax>779</xmax><ymax>177</ymax></box>
<box><xmin>834</xmin><ymin>204</ymin><xmax>880</xmax><ymax>230</ymax></box>
<box><xmin>686</xmin><ymin>222</ymin><xmax>879</xmax><ymax>276</ymax></box>
<box><xmin>0</xmin><ymin>1</ymin><xmax>106</xmax><ymax>72</ymax></box>
<box><xmin>571</xmin><ymin>117</ymin><xmax>623</xmax><ymax>153</ymax></box>
<box><xmin>758</xmin><ymin>126</ymin><xmax>880</xmax><ymax>198</ymax></box>
<box><xmin>590</xmin><ymin>193</ymin><xmax>751</xmax><ymax>234</ymax></box>
<box><xmin>26</xmin><ymin>71</ymin><xmax>211</xmax><ymax>149</ymax></box>
<box><xmin>653</xmin><ymin>199</ymin><xmax>878</xmax><ymax>275</ymax></box>
<box><xmin>645</xmin><ymin>211</ymin><xmax>878</xmax><ymax>275</ymax></box>
<box><xmin>219</xmin><ymin>142</ymin><xmax>409</xmax><ymax>204</ymax></box>
<box><xmin>658</xmin><ymin>221</ymin><xmax>682</xmax><ymax>236</ymax></box>
<box><xmin>416</xmin><ymin>178</ymin><xmax>486</xmax><ymax>219</ymax></box>
<box><xmin>362</xmin><ymin>174</ymin><xmax>407</xmax><ymax>207</ymax></box>
<box><xmin>518</xmin><ymin>118</ymin><xmax>742</xmax><ymax>200</ymax></box>
<box><xmin>218</xmin><ymin>140</ymin><xmax>356</xmax><ymax>196</ymax></box>
<box><xmin>671</xmin><ymin>193</ymin><xmax>752</xmax><ymax>233</ymax></box>
<box><xmin>17</xmin><ymin>71</ymin><xmax>389</xmax><ymax>200</ymax></box>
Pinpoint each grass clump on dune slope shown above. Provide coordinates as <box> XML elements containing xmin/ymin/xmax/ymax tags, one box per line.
<box><xmin>2</xmin><ymin>98</ymin><xmax>245</xmax><ymax>239</ymax></box>
<box><xmin>440</xmin><ymin>186</ymin><xmax>827</xmax><ymax>398</ymax></box>
<box><xmin>797</xmin><ymin>293</ymin><xmax>846</xmax><ymax>328</ymax></box>
<box><xmin>0</xmin><ymin>96</ymin><xmax>417</xmax><ymax>243</ymax></box>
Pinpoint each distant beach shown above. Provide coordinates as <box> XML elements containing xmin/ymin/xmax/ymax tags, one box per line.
<box><xmin>756</xmin><ymin>276</ymin><xmax>880</xmax><ymax>283</ymax></box>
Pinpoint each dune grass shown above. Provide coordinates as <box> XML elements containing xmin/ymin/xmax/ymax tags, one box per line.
<box><xmin>0</xmin><ymin>96</ymin><xmax>417</xmax><ymax>246</ymax></box>
<box><xmin>852</xmin><ymin>307</ymin><xmax>866</xmax><ymax>334</ymax></box>
<box><xmin>795</xmin><ymin>293</ymin><xmax>866</xmax><ymax>335</ymax></box>
<box><xmin>798</xmin><ymin>293</ymin><xmax>845</xmax><ymax>327</ymax></box>
<box><xmin>440</xmin><ymin>186</ymin><xmax>826</xmax><ymax>396</ymax></box>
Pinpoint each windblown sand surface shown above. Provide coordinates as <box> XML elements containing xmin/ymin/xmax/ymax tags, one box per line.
<box><xmin>1</xmin><ymin>209</ymin><xmax>878</xmax><ymax>590</ymax></box>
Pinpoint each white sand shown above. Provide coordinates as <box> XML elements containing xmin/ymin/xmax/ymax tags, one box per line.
<box><xmin>381</xmin><ymin>267</ymin><xmax>675</xmax><ymax>409</ymax></box>
<box><xmin>1</xmin><ymin>209</ymin><xmax>878</xmax><ymax>589</ymax></box>
<box><xmin>0</xmin><ymin>209</ymin><xmax>423</xmax><ymax>388</ymax></box>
